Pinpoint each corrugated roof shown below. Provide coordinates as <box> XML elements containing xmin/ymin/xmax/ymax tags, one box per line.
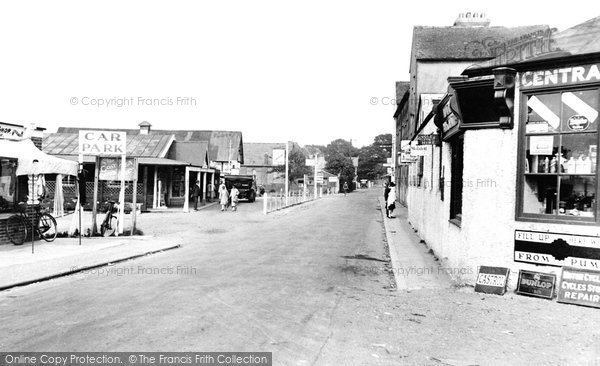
<box><xmin>43</xmin><ymin>133</ymin><xmax>174</xmax><ymax>158</ymax></box>
<box><xmin>53</xmin><ymin>127</ymin><xmax>244</xmax><ymax>163</ymax></box>
<box><xmin>242</xmin><ymin>142</ymin><xmax>286</xmax><ymax>166</ymax></box>
<box><xmin>413</xmin><ymin>25</ymin><xmax>549</xmax><ymax>60</ymax></box>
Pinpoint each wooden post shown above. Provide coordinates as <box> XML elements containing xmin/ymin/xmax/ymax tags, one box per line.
<box><xmin>91</xmin><ymin>156</ymin><xmax>100</xmax><ymax>235</ymax></box>
<box><xmin>131</xmin><ymin>158</ymin><xmax>138</xmax><ymax>235</ymax></box>
<box><xmin>284</xmin><ymin>142</ymin><xmax>289</xmax><ymax>206</ymax></box>
<box><xmin>202</xmin><ymin>171</ymin><xmax>207</xmax><ymax>203</ymax></box>
<box><xmin>117</xmin><ymin>154</ymin><xmax>126</xmax><ymax>235</ymax></box>
<box><xmin>153</xmin><ymin>168</ymin><xmax>158</xmax><ymax>209</ymax></box>
<box><xmin>263</xmin><ymin>192</ymin><xmax>267</xmax><ymax>214</ymax></box>
<box><xmin>183</xmin><ymin>166</ymin><xmax>190</xmax><ymax>212</ymax></box>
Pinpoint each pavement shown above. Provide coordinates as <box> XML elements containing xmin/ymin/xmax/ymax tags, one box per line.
<box><xmin>379</xmin><ymin>197</ymin><xmax>454</xmax><ymax>291</ymax></box>
<box><xmin>0</xmin><ymin>236</ymin><xmax>180</xmax><ymax>290</ymax></box>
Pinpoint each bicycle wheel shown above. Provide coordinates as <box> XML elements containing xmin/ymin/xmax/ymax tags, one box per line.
<box><xmin>6</xmin><ymin>216</ymin><xmax>27</xmax><ymax>245</ymax></box>
<box><xmin>38</xmin><ymin>213</ymin><xmax>58</xmax><ymax>242</ymax></box>
<box><xmin>101</xmin><ymin>215</ymin><xmax>118</xmax><ymax>237</ymax></box>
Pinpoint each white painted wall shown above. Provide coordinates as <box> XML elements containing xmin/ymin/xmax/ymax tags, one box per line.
<box><xmin>406</xmin><ymin>83</ymin><xmax>600</xmax><ymax>289</ymax></box>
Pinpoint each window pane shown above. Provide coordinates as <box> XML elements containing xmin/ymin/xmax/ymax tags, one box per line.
<box><xmin>561</xmin><ymin>90</ymin><xmax>598</xmax><ymax>132</ymax></box>
<box><xmin>560</xmin><ymin>133</ymin><xmax>597</xmax><ymax>174</ymax></box>
<box><xmin>558</xmin><ymin>176</ymin><xmax>596</xmax><ymax>218</ymax></box>
<box><xmin>523</xmin><ymin>175</ymin><xmax>558</xmax><ymax>215</ymax></box>
<box><xmin>526</xmin><ymin>93</ymin><xmax>561</xmax><ymax>133</ymax></box>
<box><xmin>525</xmin><ymin>135</ymin><xmax>559</xmax><ymax>173</ymax></box>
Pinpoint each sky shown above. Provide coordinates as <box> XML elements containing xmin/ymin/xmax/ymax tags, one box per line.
<box><xmin>0</xmin><ymin>1</ymin><xmax>596</xmax><ymax>147</ymax></box>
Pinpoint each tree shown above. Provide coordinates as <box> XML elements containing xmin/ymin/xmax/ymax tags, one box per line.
<box><xmin>323</xmin><ymin>139</ymin><xmax>359</xmax><ymax>191</ymax></box>
<box><xmin>272</xmin><ymin>143</ymin><xmax>311</xmax><ymax>183</ymax></box>
<box><xmin>357</xmin><ymin>134</ymin><xmax>392</xmax><ymax>181</ymax></box>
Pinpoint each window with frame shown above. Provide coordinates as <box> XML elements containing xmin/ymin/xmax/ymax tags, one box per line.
<box><xmin>450</xmin><ymin>134</ymin><xmax>464</xmax><ymax>223</ymax></box>
<box><xmin>520</xmin><ymin>88</ymin><xmax>599</xmax><ymax>222</ymax></box>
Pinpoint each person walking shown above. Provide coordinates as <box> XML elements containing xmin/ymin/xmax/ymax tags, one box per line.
<box><xmin>386</xmin><ymin>182</ymin><xmax>397</xmax><ymax>218</ymax></box>
<box><xmin>383</xmin><ymin>181</ymin><xmax>391</xmax><ymax>217</ymax></box>
<box><xmin>192</xmin><ymin>180</ymin><xmax>202</xmax><ymax>210</ymax></box>
<box><xmin>343</xmin><ymin>181</ymin><xmax>349</xmax><ymax>196</ymax></box>
<box><xmin>218</xmin><ymin>180</ymin><xmax>229</xmax><ymax>211</ymax></box>
<box><xmin>230</xmin><ymin>186</ymin><xmax>240</xmax><ymax>211</ymax></box>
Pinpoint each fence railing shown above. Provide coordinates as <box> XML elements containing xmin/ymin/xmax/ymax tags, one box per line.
<box><xmin>262</xmin><ymin>188</ymin><xmax>323</xmax><ymax>214</ymax></box>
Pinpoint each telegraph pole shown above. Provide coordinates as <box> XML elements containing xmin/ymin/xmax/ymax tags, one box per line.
<box><xmin>284</xmin><ymin>141</ymin><xmax>289</xmax><ymax>206</ymax></box>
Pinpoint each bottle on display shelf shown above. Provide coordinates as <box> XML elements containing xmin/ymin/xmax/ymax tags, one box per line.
<box><xmin>543</xmin><ymin>157</ymin><xmax>549</xmax><ymax>173</ymax></box>
<box><xmin>550</xmin><ymin>156</ymin><xmax>557</xmax><ymax>173</ymax></box>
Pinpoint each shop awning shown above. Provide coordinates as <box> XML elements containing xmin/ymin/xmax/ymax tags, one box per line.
<box><xmin>0</xmin><ymin>139</ymin><xmax>78</xmax><ymax>176</ymax></box>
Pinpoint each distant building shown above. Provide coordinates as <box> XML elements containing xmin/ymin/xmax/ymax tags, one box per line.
<box><xmin>240</xmin><ymin>142</ymin><xmax>287</xmax><ymax>190</ymax></box>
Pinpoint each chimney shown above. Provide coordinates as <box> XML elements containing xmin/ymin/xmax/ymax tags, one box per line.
<box><xmin>139</xmin><ymin>121</ymin><xmax>151</xmax><ymax>135</ymax></box>
<box><xmin>453</xmin><ymin>12</ymin><xmax>491</xmax><ymax>27</ymax></box>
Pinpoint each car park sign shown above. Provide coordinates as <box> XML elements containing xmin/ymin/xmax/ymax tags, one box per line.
<box><xmin>79</xmin><ymin>130</ymin><xmax>126</xmax><ymax>156</ymax></box>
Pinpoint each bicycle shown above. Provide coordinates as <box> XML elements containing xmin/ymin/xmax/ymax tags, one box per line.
<box><xmin>5</xmin><ymin>202</ymin><xmax>58</xmax><ymax>245</ymax></box>
<box><xmin>100</xmin><ymin>200</ymin><xmax>119</xmax><ymax>237</ymax></box>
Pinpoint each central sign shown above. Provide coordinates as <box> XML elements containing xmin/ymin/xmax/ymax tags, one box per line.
<box><xmin>79</xmin><ymin>130</ymin><xmax>126</xmax><ymax>156</ymax></box>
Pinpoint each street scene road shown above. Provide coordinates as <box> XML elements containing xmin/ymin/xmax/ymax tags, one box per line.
<box><xmin>1</xmin><ymin>189</ymin><xmax>598</xmax><ymax>365</ymax></box>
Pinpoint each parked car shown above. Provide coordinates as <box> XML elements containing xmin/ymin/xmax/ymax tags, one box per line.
<box><xmin>223</xmin><ymin>175</ymin><xmax>257</xmax><ymax>202</ymax></box>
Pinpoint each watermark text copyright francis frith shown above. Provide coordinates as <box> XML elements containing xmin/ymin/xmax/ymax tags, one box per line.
<box><xmin>69</xmin><ymin>96</ymin><xmax>198</xmax><ymax>108</ymax></box>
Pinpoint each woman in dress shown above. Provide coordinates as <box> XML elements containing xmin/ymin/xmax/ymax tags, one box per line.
<box><xmin>218</xmin><ymin>180</ymin><xmax>229</xmax><ymax>211</ymax></box>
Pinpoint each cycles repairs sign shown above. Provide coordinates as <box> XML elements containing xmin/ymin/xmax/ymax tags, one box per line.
<box><xmin>475</xmin><ymin>266</ymin><xmax>510</xmax><ymax>295</ymax></box>
<box><xmin>557</xmin><ymin>267</ymin><xmax>600</xmax><ymax>309</ymax></box>
<box><xmin>79</xmin><ymin>130</ymin><xmax>126</xmax><ymax>156</ymax></box>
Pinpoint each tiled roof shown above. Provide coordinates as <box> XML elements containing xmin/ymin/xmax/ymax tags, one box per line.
<box><xmin>466</xmin><ymin>16</ymin><xmax>600</xmax><ymax>72</ymax></box>
<box><xmin>242</xmin><ymin>142</ymin><xmax>286</xmax><ymax>166</ymax></box>
<box><xmin>43</xmin><ymin>133</ymin><xmax>174</xmax><ymax>158</ymax></box>
<box><xmin>395</xmin><ymin>82</ymin><xmax>410</xmax><ymax>103</ymax></box>
<box><xmin>167</xmin><ymin>141</ymin><xmax>210</xmax><ymax>167</ymax></box>
<box><xmin>412</xmin><ymin>25</ymin><xmax>549</xmax><ymax>60</ymax></box>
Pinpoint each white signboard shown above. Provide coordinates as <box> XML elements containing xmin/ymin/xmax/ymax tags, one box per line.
<box><xmin>272</xmin><ymin>149</ymin><xmax>286</xmax><ymax>165</ymax></box>
<box><xmin>530</xmin><ymin>135</ymin><xmax>554</xmax><ymax>155</ymax></box>
<box><xmin>410</xmin><ymin>142</ymin><xmax>428</xmax><ymax>156</ymax></box>
<box><xmin>0</xmin><ymin>123</ymin><xmax>25</xmax><ymax>140</ymax></box>
<box><xmin>79</xmin><ymin>130</ymin><xmax>126</xmax><ymax>156</ymax></box>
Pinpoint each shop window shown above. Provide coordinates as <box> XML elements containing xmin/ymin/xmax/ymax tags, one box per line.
<box><xmin>520</xmin><ymin>89</ymin><xmax>599</xmax><ymax>222</ymax></box>
<box><xmin>450</xmin><ymin>134</ymin><xmax>464</xmax><ymax>223</ymax></box>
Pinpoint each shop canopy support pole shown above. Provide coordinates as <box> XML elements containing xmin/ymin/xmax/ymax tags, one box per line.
<box><xmin>131</xmin><ymin>158</ymin><xmax>138</xmax><ymax>235</ymax></box>
<box><xmin>91</xmin><ymin>156</ymin><xmax>100</xmax><ymax>236</ymax></box>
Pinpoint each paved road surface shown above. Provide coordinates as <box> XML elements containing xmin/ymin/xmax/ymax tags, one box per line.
<box><xmin>1</xmin><ymin>189</ymin><xmax>598</xmax><ymax>365</ymax></box>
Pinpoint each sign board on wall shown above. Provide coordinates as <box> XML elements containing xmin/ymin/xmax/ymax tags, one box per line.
<box><xmin>79</xmin><ymin>130</ymin><xmax>126</xmax><ymax>156</ymax></box>
<box><xmin>410</xmin><ymin>142</ymin><xmax>428</xmax><ymax>156</ymax></box>
<box><xmin>519</xmin><ymin>63</ymin><xmax>600</xmax><ymax>90</ymax></box>
<box><xmin>0</xmin><ymin>123</ymin><xmax>25</xmax><ymax>140</ymax></box>
<box><xmin>417</xmin><ymin>134</ymin><xmax>440</xmax><ymax>146</ymax></box>
<box><xmin>515</xmin><ymin>270</ymin><xmax>556</xmax><ymax>299</ymax></box>
<box><xmin>475</xmin><ymin>266</ymin><xmax>510</xmax><ymax>295</ymax></box>
<box><xmin>514</xmin><ymin>230</ymin><xmax>600</xmax><ymax>270</ymax></box>
<box><xmin>272</xmin><ymin>149</ymin><xmax>286</xmax><ymax>165</ymax></box>
<box><xmin>99</xmin><ymin>158</ymin><xmax>135</xmax><ymax>181</ymax></box>
<box><xmin>557</xmin><ymin>267</ymin><xmax>600</xmax><ymax>308</ymax></box>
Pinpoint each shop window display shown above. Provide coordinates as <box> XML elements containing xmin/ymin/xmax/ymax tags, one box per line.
<box><xmin>521</xmin><ymin>89</ymin><xmax>598</xmax><ymax>221</ymax></box>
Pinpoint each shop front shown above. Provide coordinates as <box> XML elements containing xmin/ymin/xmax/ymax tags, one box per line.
<box><xmin>0</xmin><ymin>133</ymin><xmax>78</xmax><ymax>244</ymax></box>
<box><xmin>408</xmin><ymin>18</ymin><xmax>600</xmax><ymax>295</ymax></box>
